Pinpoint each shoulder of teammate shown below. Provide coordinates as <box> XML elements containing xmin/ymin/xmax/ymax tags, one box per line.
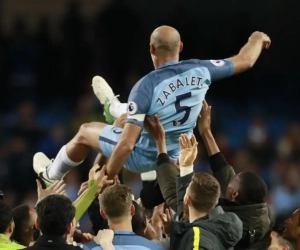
<box><xmin>127</xmin><ymin>74</ymin><xmax>155</xmax><ymax>127</ymax></box>
<box><xmin>184</xmin><ymin>58</ymin><xmax>234</xmax><ymax>82</ymax></box>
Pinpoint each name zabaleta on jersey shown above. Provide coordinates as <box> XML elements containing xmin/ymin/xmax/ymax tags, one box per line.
<box><xmin>156</xmin><ymin>76</ymin><xmax>209</xmax><ymax>105</ymax></box>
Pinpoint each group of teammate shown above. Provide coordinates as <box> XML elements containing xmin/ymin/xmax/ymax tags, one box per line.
<box><xmin>33</xmin><ymin>25</ymin><xmax>271</xmax><ymax>185</ymax></box>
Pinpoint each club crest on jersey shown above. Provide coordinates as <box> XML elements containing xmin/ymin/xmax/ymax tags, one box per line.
<box><xmin>210</xmin><ymin>60</ymin><xmax>225</xmax><ymax>67</ymax></box>
<box><xmin>127</xmin><ymin>101</ymin><xmax>138</xmax><ymax>115</ymax></box>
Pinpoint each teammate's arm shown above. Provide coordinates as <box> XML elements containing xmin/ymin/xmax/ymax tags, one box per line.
<box><xmin>105</xmin><ymin>78</ymin><xmax>152</xmax><ymax>179</ymax></box>
<box><xmin>230</xmin><ymin>31</ymin><xmax>271</xmax><ymax>73</ymax></box>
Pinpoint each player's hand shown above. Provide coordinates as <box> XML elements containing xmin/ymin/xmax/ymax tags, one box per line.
<box><xmin>98</xmin><ymin>175</ymin><xmax>115</xmax><ymax>194</ymax></box>
<box><xmin>198</xmin><ymin>100</ymin><xmax>212</xmax><ymax>135</ymax></box>
<box><xmin>36</xmin><ymin>179</ymin><xmax>66</xmax><ymax>204</ymax></box>
<box><xmin>151</xmin><ymin>203</ymin><xmax>164</xmax><ymax>227</ymax></box>
<box><xmin>144</xmin><ymin>114</ymin><xmax>165</xmax><ymax>142</ymax></box>
<box><xmin>73</xmin><ymin>229</ymin><xmax>94</xmax><ymax>243</ymax></box>
<box><xmin>89</xmin><ymin>165</ymin><xmax>115</xmax><ymax>194</ymax></box>
<box><xmin>88</xmin><ymin>164</ymin><xmax>102</xmax><ymax>181</ymax></box>
<box><xmin>78</xmin><ymin>181</ymin><xmax>88</xmax><ymax>196</ymax></box>
<box><xmin>94</xmin><ymin>229</ymin><xmax>114</xmax><ymax>246</ymax></box>
<box><xmin>113</xmin><ymin>113</ymin><xmax>127</xmax><ymax>128</ymax></box>
<box><xmin>159</xmin><ymin>207</ymin><xmax>173</xmax><ymax>237</ymax></box>
<box><xmin>179</xmin><ymin>134</ymin><xmax>198</xmax><ymax>167</ymax></box>
<box><xmin>249</xmin><ymin>31</ymin><xmax>271</xmax><ymax>49</ymax></box>
<box><xmin>66</xmin><ymin>234</ymin><xmax>83</xmax><ymax>248</ymax></box>
<box><xmin>144</xmin><ymin>222</ymin><xmax>158</xmax><ymax>240</ymax></box>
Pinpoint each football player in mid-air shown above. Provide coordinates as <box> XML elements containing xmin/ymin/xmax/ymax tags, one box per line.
<box><xmin>33</xmin><ymin>25</ymin><xmax>271</xmax><ymax>185</ymax></box>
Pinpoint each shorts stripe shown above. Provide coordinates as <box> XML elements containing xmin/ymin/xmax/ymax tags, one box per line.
<box><xmin>99</xmin><ymin>136</ymin><xmax>117</xmax><ymax>145</ymax></box>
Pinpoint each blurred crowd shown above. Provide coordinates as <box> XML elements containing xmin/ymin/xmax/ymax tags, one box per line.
<box><xmin>0</xmin><ymin>0</ymin><xmax>300</xmax><ymax>235</ymax></box>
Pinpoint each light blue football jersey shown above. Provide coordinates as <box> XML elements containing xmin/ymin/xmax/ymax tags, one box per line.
<box><xmin>126</xmin><ymin>59</ymin><xmax>234</xmax><ymax>156</ymax></box>
<box><xmin>84</xmin><ymin>231</ymin><xmax>164</xmax><ymax>250</ymax></box>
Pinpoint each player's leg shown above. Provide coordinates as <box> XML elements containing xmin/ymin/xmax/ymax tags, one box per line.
<box><xmin>92</xmin><ymin>76</ymin><xmax>127</xmax><ymax>123</ymax></box>
<box><xmin>33</xmin><ymin>122</ymin><xmax>108</xmax><ymax>186</ymax></box>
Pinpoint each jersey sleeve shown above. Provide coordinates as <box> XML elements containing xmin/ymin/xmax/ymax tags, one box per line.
<box><xmin>197</xmin><ymin>59</ymin><xmax>234</xmax><ymax>81</ymax></box>
<box><xmin>126</xmin><ymin>76</ymin><xmax>153</xmax><ymax>127</ymax></box>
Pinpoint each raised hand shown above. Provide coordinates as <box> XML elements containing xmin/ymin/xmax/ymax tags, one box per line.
<box><xmin>66</xmin><ymin>234</ymin><xmax>83</xmax><ymax>248</ymax></box>
<box><xmin>151</xmin><ymin>203</ymin><xmax>164</xmax><ymax>227</ymax></box>
<box><xmin>113</xmin><ymin>113</ymin><xmax>127</xmax><ymax>128</ymax></box>
<box><xmin>179</xmin><ymin>134</ymin><xmax>198</xmax><ymax>167</ymax></box>
<box><xmin>73</xmin><ymin>229</ymin><xmax>94</xmax><ymax>244</ymax></box>
<box><xmin>97</xmin><ymin>166</ymin><xmax>115</xmax><ymax>194</ymax></box>
<box><xmin>159</xmin><ymin>207</ymin><xmax>173</xmax><ymax>237</ymax></box>
<box><xmin>77</xmin><ymin>181</ymin><xmax>88</xmax><ymax>196</ymax></box>
<box><xmin>249</xmin><ymin>31</ymin><xmax>271</xmax><ymax>49</ymax></box>
<box><xmin>198</xmin><ymin>100</ymin><xmax>212</xmax><ymax>135</ymax></box>
<box><xmin>89</xmin><ymin>164</ymin><xmax>115</xmax><ymax>194</ymax></box>
<box><xmin>94</xmin><ymin>229</ymin><xmax>114</xmax><ymax>246</ymax></box>
<box><xmin>144</xmin><ymin>114</ymin><xmax>165</xmax><ymax>142</ymax></box>
<box><xmin>36</xmin><ymin>180</ymin><xmax>66</xmax><ymax>204</ymax></box>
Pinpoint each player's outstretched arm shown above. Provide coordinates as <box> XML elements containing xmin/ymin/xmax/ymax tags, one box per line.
<box><xmin>230</xmin><ymin>31</ymin><xmax>271</xmax><ymax>73</ymax></box>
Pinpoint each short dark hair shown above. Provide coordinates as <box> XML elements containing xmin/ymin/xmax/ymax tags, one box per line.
<box><xmin>0</xmin><ymin>200</ymin><xmax>12</xmax><ymax>233</ymax></box>
<box><xmin>100</xmin><ymin>184</ymin><xmax>132</xmax><ymax>222</ymax></box>
<box><xmin>132</xmin><ymin>200</ymin><xmax>147</xmax><ymax>235</ymax></box>
<box><xmin>12</xmin><ymin>205</ymin><xmax>30</xmax><ymax>244</ymax></box>
<box><xmin>189</xmin><ymin>173</ymin><xmax>221</xmax><ymax>212</ymax></box>
<box><xmin>36</xmin><ymin>195</ymin><xmax>75</xmax><ymax>235</ymax></box>
<box><xmin>238</xmin><ymin>172</ymin><xmax>267</xmax><ymax>204</ymax></box>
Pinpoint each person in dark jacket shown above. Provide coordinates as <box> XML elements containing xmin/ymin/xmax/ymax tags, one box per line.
<box><xmin>23</xmin><ymin>194</ymin><xmax>81</xmax><ymax>250</ymax></box>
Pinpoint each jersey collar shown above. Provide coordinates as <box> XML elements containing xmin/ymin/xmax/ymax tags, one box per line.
<box><xmin>114</xmin><ymin>230</ymin><xmax>135</xmax><ymax>235</ymax></box>
<box><xmin>157</xmin><ymin>60</ymin><xmax>179</xmax><ymax>69</ymax></box>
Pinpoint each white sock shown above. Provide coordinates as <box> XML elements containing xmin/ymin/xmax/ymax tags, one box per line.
<box><xmin>141</xmin><ymin>171</ymin><xmax>157</xmax><ymax>181</ymax></box>
<box><xmin>109</xmin><ymin>98</ymin><xmax>128</xmax><ymax>119</ymax></box>
<box><xmin>48</xmin><ymin>145</ymin><xmax>83</xmax><ymax>180</ymax></box>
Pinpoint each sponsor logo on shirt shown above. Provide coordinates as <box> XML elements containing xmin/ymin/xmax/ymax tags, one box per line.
<box><xmin>210</xmin><ymin>60</ymin><xmax>225</xmax><ymax>66</ymax></box>
<box><xmin>127</xmin><ymin>101</ymin><xmax>138</xmax><ymax>115</ymax></box>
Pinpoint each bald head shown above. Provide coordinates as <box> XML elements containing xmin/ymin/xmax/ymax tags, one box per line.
<box><xmin>150</xmin><ymin>26</ymin><xmax>181</xmax><ymax>56</ymax></box>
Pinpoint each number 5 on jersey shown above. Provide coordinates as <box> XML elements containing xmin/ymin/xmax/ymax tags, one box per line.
<box><xmin>173</xmin><ymin>92</ymin><xmax>192</xmax><ymax>126</ymax></box>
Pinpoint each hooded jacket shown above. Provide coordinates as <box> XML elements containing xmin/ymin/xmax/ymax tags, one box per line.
<box><xmin>219</xmin><ymin>199</ymin><xmax>272</xmax><ymax>250</ymax></box>
<box><xmin>210</xmin><ymin>153</ymin><xmax>274</xmax><ymax>250</ymax></box>
<box><xmin>170</xmin><ymin>206</ymin><xmax>243</xmax><ymax>250</ymax></box>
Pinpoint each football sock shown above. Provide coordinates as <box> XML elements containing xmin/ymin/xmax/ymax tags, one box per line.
<box><xmin>109</xmin><ymin>98</ymin><xmax>128</xmax><ymax>119</ymax></box>
<box><xmin>48</xmin><ymin>145</ymin><xmax>83</xmax><ymax>180</ymax></box>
